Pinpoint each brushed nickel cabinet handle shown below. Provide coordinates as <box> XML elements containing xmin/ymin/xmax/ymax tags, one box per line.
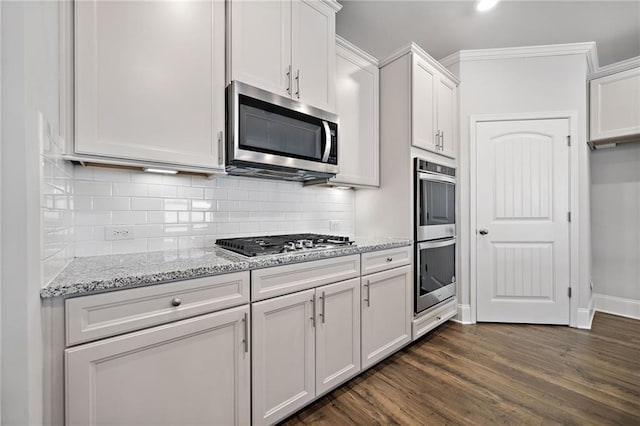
<box><xmin>286</xmin><ymin>65</ymin><xmax>292</xmax><ymax>95</ymax></box>
<box><xmin>319</xmin><ymin>291</ymin><xmax>326</xmax><ymax>324</ymax></box>
<box><xmin>295</xmin><ymin>69</ymin><xmax>300</xmax><ymax>99</ymax></box>
<box><xmin>242</xmin><ymin>312</ymin><xmax>248</xmax><ymax>353</ymax></box>
<box><xmin>386</xmin><ymin>257</ymin><xmax>393</xmax><ymax>262</ymax></box>
<box><xmin>363</xmin><ymin>281</ymin><xmax>371</xmax><ymax>307</ymax></box>
<box><xmin>310</xmin><ymin>296</ymin><xmax>316</xmax><ymax>327</ymax></box>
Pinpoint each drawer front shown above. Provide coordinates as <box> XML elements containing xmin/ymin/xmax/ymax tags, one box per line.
<box><xmin>361</xmin><ymin>246</ymin><xmax>411</xmax><ymax>275</ymax></box>
<box><xmin>412</xmin><ymin>297</ymin><xmax>456</xmax><ymax>340</ymax></box>
<box><xmin>66</xmin><ymin>271</ymin><xmax>250</xmax><ymax>346</ymax></box>
<box><xmin>251</xmin><ymin>255</ymin><xmax>360</xmax><ymax>301</ymax></box>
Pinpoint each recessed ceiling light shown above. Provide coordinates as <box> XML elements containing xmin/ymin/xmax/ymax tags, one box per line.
<box><xmin>476</xmin><ymin>0</ymin><xmax>500</xmax><ymax>12</ymax></box>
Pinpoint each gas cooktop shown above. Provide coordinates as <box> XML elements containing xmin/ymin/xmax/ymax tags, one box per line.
<box><xmin>216</xmin><ymin>234</ymin><xmax>354</xmax><ymax>257</ymax></box>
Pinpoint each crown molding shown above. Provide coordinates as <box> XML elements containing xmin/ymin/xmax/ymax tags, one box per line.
<box><xmin>380</xmin><ymin>42</ymin><xmax>460</xmax><ymax>84</ymax></box>
<box><xmin>589</xmin><ymin>56</ymin><xmax>640</xmax><ymax>80</ymax></box>
<box><xmin>336</xmin><ymin>35</ymin><xmax>379</xmax><ymax>66</ymax></box>
<box><xmin>438</xmin><ymin>42</ymin><xmax>599</xmax><ymax>74</ymax></box>
<box><xmin>321</xmin><ymin>0</ymin><xmax>343</xmax><ymax>13</ymax></box>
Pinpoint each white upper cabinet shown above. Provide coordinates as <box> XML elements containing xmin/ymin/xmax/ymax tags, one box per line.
<box><xmin>228</xmin><ymin>0</ymin><xmax>340</xmax><ymax>112</ymax></box>
<box><xmin>227</xmin><ymin>0</ymin><xmax>292</xmax><ymax>98</ymax></box>
<box><xmin>590</xmin><ymin>66</ymin><xmax>640</xmax><ymax>142</ymax></box>
<box><xmin>331</xmin><ymin>37</ymin><xmax>380</xmax><ymax>187</ymax></box>
<box><xmin>74</xmin><ymin>0</ymin><xmax>225</xmax><ymax>170</ymax></box>
<box><xmin>437</xmin><ymin>75</ymin><xmax>457</xmax><ymax>158</ymax></box>
<box><xmin>402</xmin><ymin>46</ymin><xmax>459</xmax><ymax>158</ymax></box>
<box><xmin>412</xmin><ymin>56</ymin><xmax>437</xmax><ymax>152</ymax></box>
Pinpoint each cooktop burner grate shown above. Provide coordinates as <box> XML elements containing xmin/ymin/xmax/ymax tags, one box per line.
<box><xmin>216</xmin><ymin>233</ymin><xmax>353</xmax><ymax>257</ymax></box>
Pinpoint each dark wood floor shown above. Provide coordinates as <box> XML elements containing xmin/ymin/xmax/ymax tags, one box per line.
<box><xmin>281</xmin><ymin>313</ymin><xmax>640</xmax><ymax>425</ymax></box>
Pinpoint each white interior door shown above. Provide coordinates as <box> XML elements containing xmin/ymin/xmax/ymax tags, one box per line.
<box><xmin>476</xmin><ymin>119</ymin><xmax>571</xmax><ymax>324</ymax></box>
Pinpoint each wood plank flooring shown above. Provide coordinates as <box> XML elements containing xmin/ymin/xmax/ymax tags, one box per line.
<box><xmin>281</xmin><ymin>313</ymin><xmax>640</xmax><ymax>425</ymax></box>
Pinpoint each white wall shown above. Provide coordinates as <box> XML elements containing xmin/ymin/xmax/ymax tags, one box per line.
<box><xmin>590</xmin><ymin>143</ymin><xmax>640</xmax><ymax>301</ymax></box>
<box><xmin>453</xmin><ymin>51</ymin><xmax>592</xmax><ymax>324</ymax></box>
<box><xmin>71</xmin><ymin>169</ymin><xmax>354</xmax><ymax>256</ymax></box>
<box><xmin>2</xmin><ymin>0</ymin><xmax>60</xmax><ymax>422</ymax></box>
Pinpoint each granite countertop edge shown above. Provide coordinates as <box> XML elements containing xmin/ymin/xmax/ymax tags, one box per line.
<box><xmin>41</xmin><ymin>238</ymin><xmax>412</xmax><ymax>299</ymax></box>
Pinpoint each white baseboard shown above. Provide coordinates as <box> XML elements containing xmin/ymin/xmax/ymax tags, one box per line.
<box><xmin>575</xmin><ymin>294</ymin><xmax>595</xmax><ymax>329</ymax></box>
<box><xmin>594</xmin><ymin>293</ymin><xmax>640</xmax><ymax>320</ymax></box>
<box><xmin>451</xmin><ymin>304</ymin><xmax>474</xmax><ymax>324</ymax></box>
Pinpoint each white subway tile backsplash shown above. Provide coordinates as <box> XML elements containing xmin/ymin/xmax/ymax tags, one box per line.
<box><xmin>65</xmin><ymin>169</ymin><xmax>353</xmax><ymax>256</ymax></box>
<box><xmin>164</xmin><ymin>199</ymin><xmax>190</xmax><ymax>211</ymax></box>
<box><xmin>113</xmin><ymin>182</ymin><xmax>147</xmax><ymax>197</ymax></box>
<box><xmin>75</xmin><ymin>180</ymin><xmax>111</xmax><ymax>196</ymax></box>
<box><xmin>177</xmin><ymin>186</ymin><xmax>204</xmax><ymax>199</ymax></box>
<box><xmin>131</xmin><ymin>197</ymin><xmax>163</xmax><ymax>211</ymax></box>
<box><xmin>112</xmin><ymin>211</ymin><xmax>146</xmax><ymax>225</ymax></box>
<box><xmin>93</xmin><ymin>196</ymin><xmax>130</xmax><ymax>211</ymax></box>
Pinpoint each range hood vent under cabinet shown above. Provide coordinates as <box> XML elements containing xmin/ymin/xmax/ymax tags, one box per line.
<box><xmin>226</xmin><ymin>81</ymin><xmax>339</xmax><ymax>182</ymax></box>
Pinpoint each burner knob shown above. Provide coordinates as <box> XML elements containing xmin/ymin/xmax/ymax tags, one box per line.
<box><xmin>303</xmin><ymin>240</ymin><xmax>314</xmax><ymax>248</ymax></box>
<box><xmin>295</xmin><ymin>240</ymin><xmax>304</xmax><ymax>249</ymax></box>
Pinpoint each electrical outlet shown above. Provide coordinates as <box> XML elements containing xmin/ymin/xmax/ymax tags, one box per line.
<box><xmin>105</xmin><ymin>226</ymin><xmax>134</xmax><ymax>241</ymax></box>
<box><xmin>329</xmin><ymin>220</ymin><xmax>340</xmax><ymax>231</ymax></box>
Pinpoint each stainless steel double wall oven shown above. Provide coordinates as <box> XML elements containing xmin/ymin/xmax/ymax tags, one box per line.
<box><xmin>415</xmin><ymin>159</ymin><xmax>456</xmax><ymax>314</ymax></box>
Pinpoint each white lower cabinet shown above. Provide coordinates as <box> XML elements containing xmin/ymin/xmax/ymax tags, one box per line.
<box><xmin>252</xmin><ymin>289</ymin><xmax>316</xmax><ymax>426</ymax></box>
<box><xmin>65</xmin><ymin>305</ymin><xmax>250</xmax><ymax>426</ymax></box>
<box><xmin>252</xmin><ymin>278</ymin><xmax>361</xmax><ymax>425</ymax></box>
<box><xmin>315</xmin><ymin>278</ymin><xmax>361</xmax><ymax>394</ymax></box>
<box><xmin>361</xmin><ymin>265</ymin><xmax>412</xmax><ymax>369</ymax></box>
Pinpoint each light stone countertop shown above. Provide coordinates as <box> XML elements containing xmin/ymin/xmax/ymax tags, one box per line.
<box><xmin>40</xmin><ymin>237</ymin><xmax>412</xmax><ymax>298</ymax></box>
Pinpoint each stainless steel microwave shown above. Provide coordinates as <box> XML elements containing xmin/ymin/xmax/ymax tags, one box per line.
<box><xmin>226</xmin><ymin>81</ymin><xmax>339</xmax><ymax>181</ymax></box>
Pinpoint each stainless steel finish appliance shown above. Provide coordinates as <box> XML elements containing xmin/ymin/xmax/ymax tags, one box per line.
<box><xmin>414</xmin><ymin>158</ymin><xmax>456</xmax><ymax>314</ymax></box>
<box><xmin>216</xmin><ymin>234</ymin><xmax>353</xmax><ymax>257</ymax></box>
<box><xmin>415</xmin><ymin>159</ymin><xmax>456</xmax><ymax>241</ymax></box>
<box><xmin>415</xmin><ymin>238</ymin><xmax>456</xmax><ymax>313</ymax></box>
<box><xmin>226</xmin><ymin>81</ymin><xmax>339</xmax><ymax>181</ymax></box>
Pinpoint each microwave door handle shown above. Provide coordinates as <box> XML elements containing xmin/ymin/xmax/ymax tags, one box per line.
<box><xmin>321</xmin><ymin>121</ymin><xmax>331</xmax><ymax>162</ymax></box>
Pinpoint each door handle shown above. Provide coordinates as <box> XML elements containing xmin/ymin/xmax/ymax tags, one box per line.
<box><xmin>242</xmin><ymin>312</ymin><xmax>248</xmax><ymax>353</ymax></box>
<box><xmin>440</xmin><ymin>131</ymin><xmax>445</xmax><ymax>150</ymax></box>
<box><xmin>295</xmin><ymin>69</ymin><xmax>300</xmax><ymax>99</ymax></box>
<box><xmin>479</xmin><ymin>229</ymin><xmax>489</xmax><ymax>235</ymax></box>
<box><xmin>310</xmin><ymin>295</ymin><xmax>316</xmax><ymax>327</ymax></box>
<box><xmin>286</xmin><ymin>65</ymin><xmax>292</xmax><ymax>95</ymax></box>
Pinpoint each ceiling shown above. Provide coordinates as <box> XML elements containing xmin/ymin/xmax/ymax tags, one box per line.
<box><xmin>336</xmin><ymin>1</ymin><xmax>640</xmax><ymax>67</ymax></box>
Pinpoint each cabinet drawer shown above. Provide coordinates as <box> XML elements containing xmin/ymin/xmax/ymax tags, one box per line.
<box><xmin>361</xmin><ymin>246</ymin><xmax>411</xmax><ymax>275</ymax></box>
<box><xmin>412</xmin><ymin>297</ymin><xmax>456</xmax><ymax>340</ymax></box>
<box><xmin>251</xmin><ymin>255</ymin><xmax>360</xmax><ymax>301</ymax></box>
<box><xmin>66</xmin><ymin>271</ymin><xmax>250</xmax><ymax>346</ymax></box>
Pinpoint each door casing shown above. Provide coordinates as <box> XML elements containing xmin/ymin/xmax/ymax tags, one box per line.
<box><xmin>470</xmin><ymin>111</ymin><xmax>580</xmax><ymax>327</ymax></box>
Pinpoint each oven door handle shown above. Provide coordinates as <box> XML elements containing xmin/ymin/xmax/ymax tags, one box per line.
<box><xmin>321</xmin><ymin>121</ymin><xmax>332</xmax><ymax>162</ymax></box>
<box><xmin>418</xmin><ymin>237</ymin><xmax>456</xmax><ymax>250</ymax></box>
<box><xmin>417</xmin><ymin>172</ymin><xmax>456</xmax><ymax>185</ymax></box>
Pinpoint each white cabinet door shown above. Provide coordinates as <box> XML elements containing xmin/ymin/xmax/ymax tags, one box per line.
<box><xmin>252</xmin><ymin>290</ymin><xmax>316</xmax><ymax>426</ymax></box>
<box><xmin>75</xmin><ymin>0</ymin><xmax>225</xmax><ymax>169</ymax></box>
<box><xmin>331</xmin><ymin>38</ymin><xmax>379</xmax><ymax>187</ymax></box>
<box><xmin>291</xmin><ymin>0</ymin><xmax>336</xmax><ymax>111</ymax></box>
<box><xmin>361</xmin><ymin>266</ymin><xmax>412</xmax><ymax>369</ymax></box>
<box><xmin>65</xmin><ymin>305</ymin><xmax>250</xmax><ymax>426</ymax></box>
<box><xmin>590</xmin><ymin>67</ymin><xmax>640</xmax><ymax>141</ymax></box>
<box><xmin>437</xmin><ymin>75</ymin><xmax>457</xmax><ymax>158</ymax></box>
<box><xmin>228</xmin><ymin>0</ymin><xmax>292</xmax><ymax>98</ymax></box>
<box><xmin>412</xmin><ymin>56</ymin><xmax>437</xmax><ymax>152</ymax></box>
<box><xmin>315</xmin><ymin>278</ymin><xmax>361</xmax><ymax>395</ymax></box>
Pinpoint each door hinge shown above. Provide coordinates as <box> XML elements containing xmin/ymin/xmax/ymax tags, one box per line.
<box><xmin>567</xmin><ymin>135</ymin><xmax>571</xmax><ymax>146</ymax></box>
<box><xmin>568</xmin><ymin>287</ymin><xmax>572</xmax><ymax>298</ymax></box>
<box><xmin>567</xmin><ymin>211</ymin><xmax>571</xmax><ymax>222</ymax></box>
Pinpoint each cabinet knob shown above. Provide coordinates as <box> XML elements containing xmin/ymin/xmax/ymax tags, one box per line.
<box><xmin>436</xmin><ymin>316</ymin><xmax>442</xmax><ymax>321</ymax></box>
<box><xmin>171</xmin><ymin>298</ymin><xmax>182</xmax><ymax>307</ymax></box>
<box><xmin>386</xmin><ymin>257</ymin><xmax>393</xmax><ymax>262</ymax></box>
